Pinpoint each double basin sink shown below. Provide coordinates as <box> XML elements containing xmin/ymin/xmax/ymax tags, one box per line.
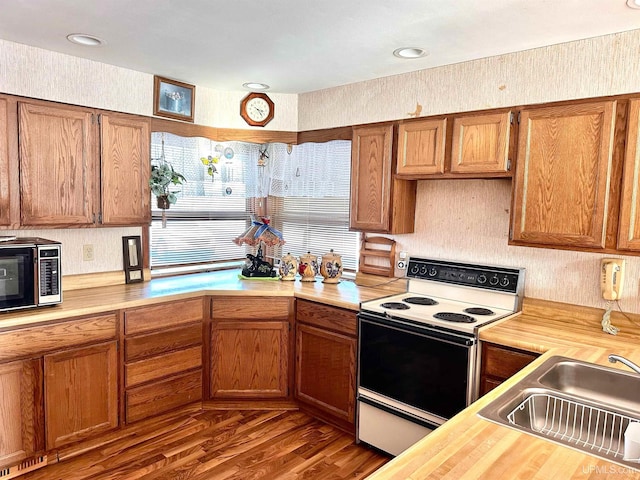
<box><xmin>478</xmin><ymin>355</ymin><xmax>640</xmax><ymax>468</ymax></box>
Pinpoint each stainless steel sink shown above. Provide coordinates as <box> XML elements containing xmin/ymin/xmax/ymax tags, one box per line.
<box><xmin>478</xmin><ymin>355</ymin><xmax>640</xmax><ymax>468</ymax></box>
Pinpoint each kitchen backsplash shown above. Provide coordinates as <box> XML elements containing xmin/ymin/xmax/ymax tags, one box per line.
<box><xmin>394</xmin><ymin>179</ymin><xmax>640</xmax><ymax>315</ymax></box>
<box><xmin>3</xmin><ymin>227</ymin><xmax>141</xmax><ymax>276</ymax></box>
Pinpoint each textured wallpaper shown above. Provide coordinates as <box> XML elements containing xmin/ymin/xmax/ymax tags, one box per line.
<box><xmin>298</xmin><ymin>29</ymin><xmax>640</xmax><ymax>130</ymax></box>
<box><xmin>0</xmin><ymin>39</ymin><xmax>298</xmax><ymax>131</ymax></box>
<box><xmin>394</xmin><ymin>181</ymin><xmax>640</xmax><ymax>315</ymax></box>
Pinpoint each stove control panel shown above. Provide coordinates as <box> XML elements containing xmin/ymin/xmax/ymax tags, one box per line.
<box><xmin>407</xmin><ymin>257</ymin><xmax>523</xmax><ymax>294</ymax></box>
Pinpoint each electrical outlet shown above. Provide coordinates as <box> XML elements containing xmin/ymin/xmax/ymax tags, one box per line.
<box><xmin>83</xmin><ymin>244</ymin><xmax>94</xmax><ymax>262</ymax></box>
<box><xmin>397</xmin><ymin>251</ymin><xmax>408</xmax><ymax>270</ymax></box>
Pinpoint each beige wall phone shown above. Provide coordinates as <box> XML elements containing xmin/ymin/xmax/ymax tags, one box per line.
<box><xmin>601</xmin><ymin>258</ymin><xmax>625</xmax><ymax>335</ymax></box>
<box><xmin>601</xmin><ymin>258</ymin><xmax>625</xmax><ymax>301</ymax></box>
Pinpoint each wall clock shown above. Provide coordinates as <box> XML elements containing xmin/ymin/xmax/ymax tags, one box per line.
<box><xmin>240</xmin><ymin>92</ymin><xmax>274</xmax><ymax>127</ymax></box>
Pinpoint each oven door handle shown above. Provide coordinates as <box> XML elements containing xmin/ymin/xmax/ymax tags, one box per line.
<box><xmin>358</xmin><ymin>395</ymin><xmax>441</xmax><ymax>430</ymax></box>
<box><xmin>358</xmin><ymin>313</ymin><xmax>476</xmax><ymax>347</ymax></box>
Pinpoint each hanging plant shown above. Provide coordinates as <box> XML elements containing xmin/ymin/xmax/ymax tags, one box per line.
<box><xmin>149</xmin><ymin>160</ymin><xmax>186</xmax><ymax>208</ymax></box>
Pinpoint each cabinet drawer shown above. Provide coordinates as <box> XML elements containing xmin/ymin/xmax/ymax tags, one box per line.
<box><xmin>212</xmin><ymin>296</ymin><xmax>291</xmax><ymax>321</ymax></box>
<box><xmin>125</xmin><ymin>370</ymin><xmax>202</xmax><ymax>423</ymax></box>
<box><xmin>0</xmin><ymin>314</ymin><xmax>117</xmax><ymax>362</ymax></box>
<box><xmin>125</xmin><ymin>345</ymin><xmax>202</xmax><ymax>387</ymax></box>
<box><xmin>125</xmin><ymin>323</ymin><xmax>202</xmax><ymax>362</ymax></box>
<box><xmin>124</xmin><ymin>298</ymin><xmax>203</xmax><ymax>335</ymax></box>
<box><xmin>296</xmin><ymin>299</ymin><xmax>357</xmax><ymax>337</ymax></box>
<box><xmin>482</xmin><ymin>343</ymin><xmax>538</xmax><ymax>379</ymax></box>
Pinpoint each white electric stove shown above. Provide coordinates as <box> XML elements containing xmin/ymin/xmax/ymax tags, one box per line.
<box><xmin>356</xmin><ymin>257</ymin><xmax>526</xmax><ymax>456</ymax></box>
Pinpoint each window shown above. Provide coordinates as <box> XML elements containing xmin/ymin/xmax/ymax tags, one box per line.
<box><xmin>149</xmin><ymin>135</ymin><xmax>359</xmax><ymax>274</ymax></box>
<box><xmin>150</xmin><ymin>133</ymin><xmax>260</xmax><ymax>273</ymax></box>
<box><xmin>268</xmin><ymin>141</ymin><xmax>359</xmax><ymax>271</ymax></box>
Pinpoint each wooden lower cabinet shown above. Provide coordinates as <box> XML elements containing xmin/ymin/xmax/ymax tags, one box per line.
<box><xmin>44</xmin><ymin>341</ymin><xmax>118</xmax><ymax>449</ymax></box>
<box><xmin>0</xmin><ymin>358</ymin><xmax>44</xmax><ymax>468</ymax></box>
<box><xmin>479</xmin><ymin>342</ymin><xmax>539</xmax><ymax>396</ymax></box>
<box><xmin>295</xmin><ymin>300</ymin><xmax>357</xmax><ymax>433</ymax></box>
<box><xmin>123</xmin><ymin>299</ymin><xmax>204</xmax><ymax>423</ymax></box>
<box><xmin>210</xmin><ymin>320</ymin><xmax>289</xmax><ymax>398</ymax></box>
<box><xmin>210</xmin><ymin>296</ymin><xmax>293</xmax><ymax>400</ymax></box>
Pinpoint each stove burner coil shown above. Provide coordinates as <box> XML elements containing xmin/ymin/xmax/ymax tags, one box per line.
<box><xmin>402</xmin><ymin>297</ymin><xmax>439</xmax><ymax>306</ymax></box>
<box><xmin>463</xmin><ymin>307</ymin><xmax>495</xmax><ymax>316</ymax></box>
<box><xmin>380</xmin><ymin>302</ymin><xmax>410</xmax><ymax>310</ymax></box>
<box><xmin>433</xmin><ymin>312</ymin><xmax>476</xmax><ymax>323</ymax></box>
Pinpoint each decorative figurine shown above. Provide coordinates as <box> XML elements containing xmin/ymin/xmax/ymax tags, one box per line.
<box><xmin>320</xmin><ymin>249</ymin><xmax>343</xmax><ymax>283</ymax></box>
<box><xmin>241</xmin><ymin>245</ymin><xmax>277</xmax><ymax>278</ymax></box>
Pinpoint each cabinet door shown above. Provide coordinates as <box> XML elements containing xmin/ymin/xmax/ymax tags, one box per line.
<box><xmin>44</xmin><ymin>341</ymin><xmax>118</xmax><ymax>449</ymax></box>
<box><xmin>618</xmin><ymin>98</ymin><xmax>640</xmax><ymax>251</ymax></box>
<box><xmin>295</xmin><ymin>323</ymin><xmax>356</xmax><ymax>425</ymax></box>
<box><xmin>0</xmin><ymin>359</ymin><xmax>44</xmax><ymax>468</ymax></box>
<box><xmin>350</xmin><ymin>124</ymin><xmax>416</xmax><ymax>233</ymax></box>
<box><xmin>100</xmin><ymin>114</ymin><xmax>151</xmax><ymax>225</ymax></box>
<box><xmin>511</xmin><ymin>101</ymin><xmax>616</xmax><ymax>248</ymax></box>
<box><xmin>396</xmin><ymin>118</ymin><xmax>447</xmax><ymax>176</ymax></box>
<box><xmin>451</xmin><ymin>111</ymin><xmax>512</xmax><ymax>174</ymax></box>
<box><xmin>211</xmin><ymin>321</ymin><xmax>288</xmax><ymax>399</ymax></box>
<box><xmin>0</xmin><ymin>95</ymin><xmax>18</xmax><ymax>227</ymax></box>
<box><xmin>19</xmin><ymin>102</ymin><xmax>98</xmax><ymax>226</ymax></box>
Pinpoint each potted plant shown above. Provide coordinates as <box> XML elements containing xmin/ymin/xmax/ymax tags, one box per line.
<box><xmin>149</xmin><ymin>160</ymin><xmax>186</xmax><ymax>209</ymax></box>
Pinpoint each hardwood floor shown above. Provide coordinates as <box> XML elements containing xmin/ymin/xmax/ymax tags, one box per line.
<box><xmin>22</xmin><ymin>409</ymin><xmax>389</xmax><ymax>480</ymax></box>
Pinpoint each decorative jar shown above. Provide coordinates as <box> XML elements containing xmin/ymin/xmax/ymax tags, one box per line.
<box><xmin>320</xmin><ymin>249</ymin><xmax>343</xmax><ymax>283</ymax></box>
<box><xmin>298</xmin><ymin>252</ymin><xmax>318</xmax><ymax>282</ymax></box>
<box><xmin>279</xmin><ymin>253</ymin><xmax>298</xmax><ymax>281</ymax></box>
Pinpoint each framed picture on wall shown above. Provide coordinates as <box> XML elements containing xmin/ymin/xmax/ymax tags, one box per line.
<box><xmin>122</xmin><ymin>235</ymin><xmax>144</xmax><ymax>284</ymax></box>
<box><xmin>153</xmin><ymin>75</ymin><xmax>195</xmax><ymax>122</ymax></box>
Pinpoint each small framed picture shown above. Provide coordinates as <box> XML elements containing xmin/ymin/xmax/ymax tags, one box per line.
<box><xmin>122</xmin><ymin>236</ymin><xmax>144</xmax><ymax>284</ymax></box>
<box><xmin>153</xmin><ymin>75</ymin><xmax>195</xmax><ymax>122</ymax></box>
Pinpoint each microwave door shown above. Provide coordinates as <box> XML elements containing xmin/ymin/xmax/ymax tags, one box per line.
<box><xmin>0</xmin><ymin>248</ymin><xmax>36</xmax><ymax>310</ymax></box>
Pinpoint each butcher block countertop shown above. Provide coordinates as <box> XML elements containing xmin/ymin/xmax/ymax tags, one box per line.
<box><xmin>366</xmin><ymin>298</ymin><xmax>640</xmax><ymax>480</ymax></box>
<box><xmin>0</xmin><ymin>269</ymin><xmax>405</xmax><ymax>329</ymax></box>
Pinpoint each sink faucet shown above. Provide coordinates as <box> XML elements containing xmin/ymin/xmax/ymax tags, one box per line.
<box><xmin>608</xmin><ymin>354</ymin><xmax>640</xmax><ymax>374</ymax></box>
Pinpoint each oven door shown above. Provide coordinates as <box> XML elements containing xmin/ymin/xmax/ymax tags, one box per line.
<box><xmin>0</xmin><ymin>247</ymin><xmax>36</xmax><ymax>311</ymax></box>
<box><xmin>357</xmin><ymin>312</ymin><xmax>477</xmax><ymax>422</ymax></box>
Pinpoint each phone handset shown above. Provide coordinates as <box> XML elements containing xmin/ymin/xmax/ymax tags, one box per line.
<box><xmin>601</xmin><ymin>259</ymin><xmax>624</xmax><ymax>301</ymax></box>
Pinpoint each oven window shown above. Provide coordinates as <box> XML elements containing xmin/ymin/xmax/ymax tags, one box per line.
<box><xmin>359</xmin><ymin>319</ymin><xmax>470</xmax><ymax>420</ymax></box>
<box><xmin>0</xmin><ymin>249</ymin><xmax>35</xmax><ymax>308</ymax></box>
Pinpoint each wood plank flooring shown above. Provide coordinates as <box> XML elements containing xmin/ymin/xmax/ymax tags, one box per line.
<box><xmin>22</xmin><ymin>409</ymin><xmax>389</xmax><ymax>480</ymax></box>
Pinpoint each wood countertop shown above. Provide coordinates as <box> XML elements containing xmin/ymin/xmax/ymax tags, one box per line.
<box><xmin>366</xmin><ymin>298</ymin><xmax>640</xmax><ymax>480</ymax></box>
<box><xmin>0</xmin><ymin>269</ymin><xmax>405</xmax><ymax>330</ymax></box>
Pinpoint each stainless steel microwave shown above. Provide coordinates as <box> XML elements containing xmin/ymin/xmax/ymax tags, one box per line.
<box><xmin>0</xmin><ymin>237</ymin><xmax>62</xmax><ymax>312</ymax></box>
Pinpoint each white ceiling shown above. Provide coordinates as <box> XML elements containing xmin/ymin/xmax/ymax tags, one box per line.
<box><xmin>1</xmin><ymin>0</ymin><xmax>639</xmax><ymax>94</ymax></box>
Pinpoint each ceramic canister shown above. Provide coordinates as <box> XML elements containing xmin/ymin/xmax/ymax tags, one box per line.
<box><xmin>320</xmin><ymin>249</ymin><xmax>343</xmax><ymax>283</ymax></box>
<box><xmin>279</xmin><ymin>252</ymin><xmax>298</xmax><ymax>281</ymax></box>
<box><xmin>298</xmin><ymin>252</ymin><xmax>319</xmax><ymax>282</ymax></box>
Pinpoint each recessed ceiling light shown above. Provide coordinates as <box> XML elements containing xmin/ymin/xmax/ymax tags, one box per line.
<box><xmin>393</xmin><ymin>47</ymin><xmax>428</xmax><ymax>59</ymax></box>
<box><xmin>627</xmin><ymin>0</ymin><xmax>640</xmax><ymax>8</ymax></box>
<box><xmin>66</xmin><ymin>33</ymin><xmax>104</xmax><ymax>46</ymax></box>
<box><xmin>242</xmin><ymin>82</ymin><xmax>270</xmax><ymax>90</ymax></box>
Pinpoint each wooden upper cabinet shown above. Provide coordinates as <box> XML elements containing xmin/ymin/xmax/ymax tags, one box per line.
<box><xmin>100</xmin><ymin>114</ymin><xmax>151</xmax><ymax>225</ymax></box>
<box><xmin>19</xmin><ymin>102</ymin><xmax>99</xmax><ymax>226</ymax></box>
<box><xmin>511</xmin><ymin>101</ymin><xmax>616</xmax><ymax>248</ymax></box>
<box><xmin>618</xmin><ymin>98</ymin><xmax>640</xmax><ymax>251</ymax></box>
<box><xmin>0</xmin><ymin>95</ymin><xmax>18</xmax><ymax>227</ymax></box>
<box><xmin>396</xmin><ymin>118</ymin><xmax>447</xmax><ymax>176</ymax></box>
<box><xmin>451</xmin><ymin>111</ymin><xmax>512</xmax><ymax>174</ymax></box>
<box><xmin>350</xmin><ymin>124</ymin><xmax>416</xmax><ymax>233</ymax></box>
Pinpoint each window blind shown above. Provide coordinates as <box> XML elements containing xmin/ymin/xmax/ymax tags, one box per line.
<box><xmin>150</xmin><ymin>133</ymin><xmax>256</xmax><ymax>271</ymax></box>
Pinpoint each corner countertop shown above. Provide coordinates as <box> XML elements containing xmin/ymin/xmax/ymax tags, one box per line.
<box><xmin>365</xmin><ymin>298</ymin><xmax>640</xmax><ymax>480</ymax></box>
<box><xmin>0</xmin><ymin>269</ymin><xmax>405</xmax><ymax>330</ymax></box>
